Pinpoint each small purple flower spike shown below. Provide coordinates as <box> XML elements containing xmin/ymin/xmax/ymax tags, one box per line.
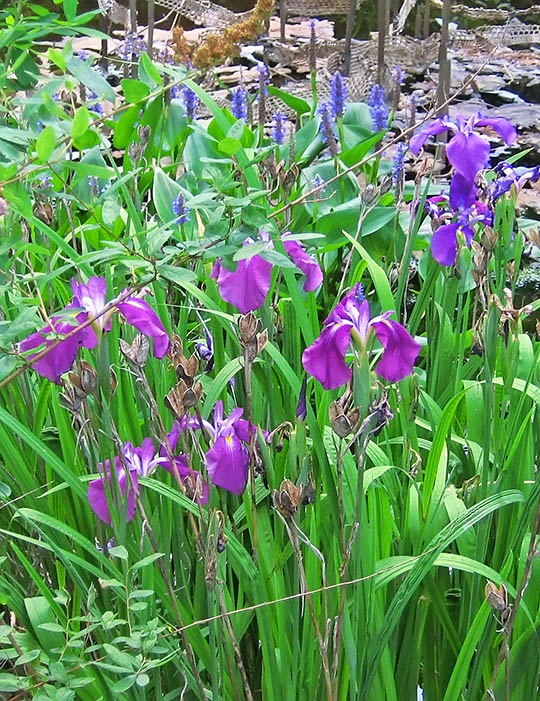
<box><xmin>231</xmin><ymin>86</ymin><xmax>248</xmax><ymax>121</ymax></box>
<box><xmin>368</xmin><ymin>85</ymin><xmax>389</xmax><ymax>132</ymax></box>
<box><xmin>271</xmin><ymin>112</ymin><xmax>288</xmax><ymax>145</ymax></box>
<box><xmin>173</xmin><ymin>193</ymin><xmax>190</xmax><ymax>224</ymax></box>
<box><xmin>317</xmin><ymin>102</ymin><xmax>337</xmax><ymax>152</ymax></box>
<box><xmin>182</xmin><ymin>85</ymin><xmax>199</xmax><ymax>120</ymax></box>
<box><xmin>330</xmin><ymin>71</ymin><xmax>348</xmax><ymax>119</ymax></box>
<box><xmin>392</xmin><ymin>143</ymin><xmax>408</xmax><ymax>186</ymax></box>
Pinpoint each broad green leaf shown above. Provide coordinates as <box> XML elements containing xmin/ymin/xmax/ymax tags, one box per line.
<box><xmin>36</xmin><ymin>126</ymin><xmax>55</xmax><ymax>163</ymax></box>
<box><xmin>121</xmin><ymin>78</ymin><xmax>150</xmax><ymax>104</ymax></box>
<box><xmin>109</xmin><ymin>545</ymin><xmax>129</xmax><ymax>560</ymax></box>
<box><xmin>218</xmin><ymin>136</ymin><xmax>242</xmax><ymax>156</ymax></box>
<box><xmin>130</xmin><ymin>552</ymin><xmax>164</xmax><ymax>571</ymax></box>
<box><xmin>139</xmin><ymin>51</ymin><xmax>163</xmax><ymax>86</ymax></box>
<box><xmin>48</xmin><ymin>47</ymin><xmax>67</xmax><ymax>72</ymax></box>
<box><xmin>63</xmin><ymin>0</ymin><xmax>78</xmax><ymax>22</ymax></box>
<box><xmin>67</xmin><ymin>56</ymin><xmax>116</xmax><ymax>104</ymax></box>
<box><xmin>71</xmin><ymin>107</ymin><xmax>90</xmax><ymax>139</ymax></box>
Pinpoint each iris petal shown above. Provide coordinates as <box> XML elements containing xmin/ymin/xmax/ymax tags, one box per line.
<box><xmin>371</xmin><ymin>319</ymin><xmax>421</xmax><ymax>383</ymax></box>
<box><xmin>431</xmin><ymin>222</ymin><xmax>460</xmax><ymax>266</ymax></box>
<box><xmin>474</xmin><ymin>116</ymin><xmax>517</xmax><ymax>145</ymax></box>
<box><xmin>206</xmin><ymin>435</ymin><xmax>249</xmax><ymax>495</ymax></box>
<box><xmin>446</xmin><ymin>132</ymin><xmax>491</xmax><ymax>179</ymax></box>
<box><xmin>282</xmin><ymin>238</ymin><xmax>323</xmax><ymax>292</ymax></box>
<box><xmin>210</xmin><ymin>255</ymin><xmax>272</xmax><ymax>314</ymax></box>
<box><xmin>302</xmin><ymin>321</ymin><xmax>354</xmax><ymax>390</ymax></box>
<box><xmin>409</xmin><ymin>118</ymin><xmax>453</xmax><ymax>154</ymax></box>
<box><xmin>87</xmin><ymin>463</ymin><xmax>138</xmax><ymax>525</ymax></box>
<box><xmin>19</xmin><ymin>317</ymin><xmax>91</xmax><ymax>384</ymax></box>
<box><xmin>117</xmin><ymin>297</ymin><xmax>170</xmax><ymax>358</ymax></box>
<box><xmin>449</xmin><ymin>173</ymin><xmax>477</xmax><ymax>211</ymax></box>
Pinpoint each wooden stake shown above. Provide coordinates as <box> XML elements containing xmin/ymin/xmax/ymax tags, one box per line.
<box><xmin>344</xmin><ymin>0</ymin><xmax>356</xmax><ymax>76</ymax></box>
<box><xmin>423</xmin><ymin>0</ymin><xmax>430</xmax><ymax>37</ymax></box>
<box><xmin>437</xmin><ymin>0</ymin><xmax>451</xmax><ymax>117</ymax></box>
<box><xmin>377</xmin><ymin>0</ymin><xmax>389</xmax><ymax>86</ymax></box>
<box><xmin>280</xmin><ymin>0</ymin><xmax>287</xmax><ymax>42</ymax></box>
<box><xmin>148</xmin><ymin>0</ymin><xmax>155</xmax><ymax>55</ymax></box>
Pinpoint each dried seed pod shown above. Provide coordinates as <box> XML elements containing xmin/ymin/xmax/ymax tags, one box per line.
<box><xmin>362</xmin><ymin>184</ymin><xmax>377</xmax><ymax>205</ymax></box>
<box><xmin>79</xmin><ymin>360</ymin><xmax>97</xmax><ymax>394</ymax></box>
<box><xmin>300</xmin><ymin>481</ymin><xmax>316</xmax><ymax>506</ymax></box>
<box><xmin>481</xmin><ymin>226</ymin><xmax>498</xmax><ymax>252</ymax></box>
<box><xmin>273</xmin><ymin>478</ymin><xmax>302</xmax><ymax>518</ymax></box>
<box><xmin>169</xmin><ymin>334</ymin><xmax>199</xmax><ymax>386</ymax></box>
<box><xmin>138</xmin><ymin>124</ymin><xmax>151</xmax><ymax>148</ymax></box>
<box><xmin>119</xmin><ymin>333</ymin><xmax>150</xmax><ymax>367</ymax></box>
<box><xmin>485</xmin><ymin>581</ymin><xmax>508</xmax><ymax>612</ymax></box>
<box><xmin>59</xmin><ymin>385</ymin><xmax>83</xmax><ymax>413</ymax></box>
<box><xmin>33</xmin><ymin>202</ymin><xmax>54</xmax><ymax>224</ymax></box>
<box><xmin>238</xmin><ymin>312</ymin><xmax>268</xmax><ymax>362</ymax></box>
<box><xmin>329</xmin><ymin>400</ymin><xmax>360</xmax><ymax>438</ymax></box>
<box><xmin>238</xmin><ymin>312</ymin><xmax>259</xmax><ymax>345</ymax></box>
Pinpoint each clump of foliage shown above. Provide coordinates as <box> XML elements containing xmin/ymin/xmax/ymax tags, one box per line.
<box><xmin>0</xmin><ymin>1</ymin><xmax>540</xmax><ymax>699</ymax></box>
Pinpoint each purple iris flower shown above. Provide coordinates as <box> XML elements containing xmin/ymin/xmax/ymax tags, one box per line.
<box><xmin>20</xmin><ymin>277</ymin><xmax>170</xmax><ymax>384</ymax></box>
<box><xmin>410</xmin><ymin>112</ymin><xmax>517</xmax><ymax>190</ymax></box>
<box><xmin>424</xmin><ymin>195</ymin><xmax>493</xmax><ymax>266</ymax></box>
<box><xmin>210</xmin><ymin>231</ymin><xmax>323</xmax><ymax>314</ymax></box>
<box><xmin>180</xmin><ymin>401</ymin><xmax>257</xmax><ymax>495</ymax></box>
<box><xmin>302</xmin><ymin>284</ymin><xmax>421</xmax><ymax>390</ymax></box>
<box><xmin>491</xmin><ymin>162</ymin><xmax>540</xmax><ymax>202</ymax></box>
<box><xmin>88</xmin><ymin>434</ymin><xmax>208</xmax><ymax>525</ymax></box>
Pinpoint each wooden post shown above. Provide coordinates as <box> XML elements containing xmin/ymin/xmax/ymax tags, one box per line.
<box><xmin>100</xmin><ymin>12</ymin><xmax>108</xmax><ymax>68</ymax></box>
<box><xmin>437</xmin><ymin>0</ymin><xmax>451</xmax><ymax>117</ymax></box>
<box><xmin>377</xmin><ymin>0</ymin><xmax>389</xmax><ymax>86</ymax></box>
<box><xmin>130</xmin><ymin>0</ymin><xmax>137</xmax><ymax>35</ymax></box>
<box><xmin>148</xmin><ymin>0</ymin><xmax>155</xmax><ymax>56</ymax></box>
<box><xmin>423</xmin><ymin>0</ymin><xmax>430</xmax><ymax>37</ymax></box>
<box><xmin>280</xmin><ymin>0</ymin><xmax>287</xmax><ymax>42</ymax></box>
<box><xmin>344</xmin><ymin>0</ymin><xmax>356</xmax><ymax>76</ymax></box>
<box><xmin>414</xmin><ymin>5</ymin><xmax>422</xmax><ymax>37</ymax></box>
<box><xmin>130</xmin><ymin>0</ymin><xmax>137</xmax><ymax>78</ymax></box>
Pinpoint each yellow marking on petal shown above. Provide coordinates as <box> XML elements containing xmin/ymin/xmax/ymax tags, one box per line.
<box><xmin>226</xmin><ymin>435</ymin><xmax>233</xmax><ymax>444</ymax></box>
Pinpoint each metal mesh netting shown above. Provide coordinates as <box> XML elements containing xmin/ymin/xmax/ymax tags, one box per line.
<box><xmin>148</xmin><ymin>0</ymin><xmax>250</xmax><ymax>26</ymax></box>
<box><xmin>147</xmin><ymin>0</ymin><xmax>360</xmax><ymax>21</ymax></box>
<box><xmin>283</xmin><ymin>0</ymin><xmax>360</xmax><ymax>16</ymax></box>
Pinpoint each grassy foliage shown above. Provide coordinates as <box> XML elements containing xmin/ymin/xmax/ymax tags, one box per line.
<box><xmin>0</xmin><ymin>2</ymin><xmax>539</xmax><ymax>699</ymax></box>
